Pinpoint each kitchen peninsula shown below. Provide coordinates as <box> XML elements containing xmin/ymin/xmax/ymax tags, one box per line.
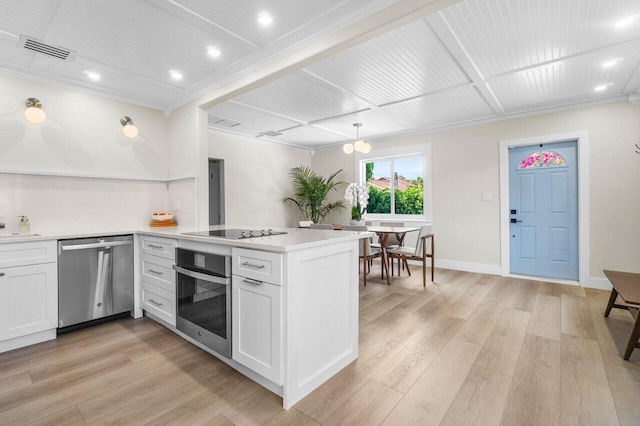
<box><xmin>0</xmin><ymin>225</ymin><xmax>370</xmax><ymax>409</ymax></box>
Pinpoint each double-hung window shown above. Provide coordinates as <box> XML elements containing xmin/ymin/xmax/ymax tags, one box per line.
<box><xmin>355</xmin><ymin>143</ymin><xmax>432</xmax><ymax>222</ymax></box>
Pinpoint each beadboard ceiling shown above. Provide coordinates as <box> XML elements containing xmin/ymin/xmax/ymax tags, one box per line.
<box><xmin>1</xmin><ymin>1</ymin><xmax>640</xmax><ymax>149</ymax></box>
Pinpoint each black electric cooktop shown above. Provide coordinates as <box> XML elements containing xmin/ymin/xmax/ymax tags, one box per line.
<box><xmin>182</xmin><ymin>229</ymin><xmax>287</xmax><ymax>240</ymax></box>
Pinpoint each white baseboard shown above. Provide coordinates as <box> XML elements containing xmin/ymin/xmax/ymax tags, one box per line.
<box><xmin>0</xmin><ymin>329</ymin><xmax>57</xmax><ymax>353</ymax></box>
<box><xmin>584</xmin><ymin>277</ymin><xmax>613</xmax><ymax>291</ymax></box>
<box><xmin>404</xmin><ymin>258</ymin><xmax>501</xmax><ymax>275</ymax></box>
<box><xmin>405</xmin><ymin>259</ymin><xmax>613</xmax><ymax>291</ymax></box>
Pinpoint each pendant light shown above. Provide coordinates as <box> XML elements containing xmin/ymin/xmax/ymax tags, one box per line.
<box><xmin>343</xmin><ymin>123</ymin><xmax>371</xmax><ymax>154</ymax></box>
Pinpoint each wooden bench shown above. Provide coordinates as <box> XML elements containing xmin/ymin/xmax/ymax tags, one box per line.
<box><xmin>604</xmin><ymin>270</ymin><xmax>640</xmax><ymax>360</ymax></box>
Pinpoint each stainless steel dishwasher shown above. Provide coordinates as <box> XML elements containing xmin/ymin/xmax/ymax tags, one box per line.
<box><xmin>58</xmin><ymin>235</ymin><xmax>134</xmax><ymax>330</ymax></box>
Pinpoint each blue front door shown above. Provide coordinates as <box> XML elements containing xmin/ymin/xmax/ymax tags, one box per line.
<box><xmin>509</xmin><ymin>141</ymin><xmax>578</xmax><ymax>280</ymax></box>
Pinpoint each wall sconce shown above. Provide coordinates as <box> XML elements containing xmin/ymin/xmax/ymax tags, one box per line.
<box><xmin>343</xmin><ymin>123</ymin><xmax>371</xmax><ymax>154</ymax></box>
<box><xmin>120</xmin><ymin>116</ymin><xmax>138</xmax><ymax>138</ymax></box>
<box><xmin>24</xmin><ymin>98</ymin><xmax>46</xmax><ymax>123</ymax></box>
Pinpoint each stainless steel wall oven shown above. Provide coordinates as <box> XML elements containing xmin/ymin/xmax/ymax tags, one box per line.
<box><xmin>173</xmin><ymin>248</ymin><xmax>232</xmax><ymax>357</ymax></box>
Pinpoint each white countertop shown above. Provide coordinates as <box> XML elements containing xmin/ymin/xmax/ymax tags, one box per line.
<box><xmin>0</xmin><ymin>225</ymin><xmax>372</xmax><ymax>253</ymax></box>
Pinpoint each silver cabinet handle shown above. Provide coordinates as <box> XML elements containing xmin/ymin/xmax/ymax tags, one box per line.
<box><xmin>148</xmin><ymin>298</ymin><xmax>163</xmax><ymax>307</ymax></box>
<box><xmin>148</xmin><ymin>269</ymin><xmax>163</xmax><ymax>275</ymax></box>
<box><xmin>172</xmin><ymin>265</ymin><xmax>231</xmax><ymax>286</ymax></box>
<box><xmin>148</xmin><ymin>244</ymin><xmax>163</xmax><ymax>250</ymax></box>
<box><xmin>0</xmin><ymin>272</ymin><xmax>4</xmax><ymax>277</ymax></box>
<box><xmin>243</xmin><ymin>278</ymin><xmax>263</xmax><ymax>285</ymax></box>
<box><xmin>242</xmin><ymin>262</ymin><xmax>265</xmax><ymax>269</ymax></box>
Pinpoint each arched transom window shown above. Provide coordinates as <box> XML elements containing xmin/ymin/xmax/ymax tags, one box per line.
<box><xmin>518</xmin><ymin>151</ymin><xmax>566</xmax><ymax>169</ymax></box>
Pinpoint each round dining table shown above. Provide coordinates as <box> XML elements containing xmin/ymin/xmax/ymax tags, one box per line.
<box><xmin>365</xmin><ymin>225</ymin><xmax>419</xmax><ymax>285</ymax></box>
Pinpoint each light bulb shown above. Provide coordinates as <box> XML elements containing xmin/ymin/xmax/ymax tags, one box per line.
<box><xmin>122</xmin><ymin>124</ymin><xmax>139</xmax><ymax>138</ymax></box>
<box><xmin>361</xmin><ymin>142</ymin><xmax>371</xmax><ymax>153</ymax></box>
<box><xmin>354</xmin><ymin>139</ymin><xmax>366</xmax><ymax>152</ymax></box>
<box><xmin>343</xmin><ymin>143</ymin><xmax>354</xmax><ymax>154</ymax></box>
<box><xmin>25</xmin><ymin>106</ymin><xmax>46</xmax><ymax>123</ymax></box>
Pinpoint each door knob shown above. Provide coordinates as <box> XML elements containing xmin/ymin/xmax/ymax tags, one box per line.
<box><xmin>510</xmin><ymin>218</ymin><xmax>522</xmax><ymax>223</ymax></box>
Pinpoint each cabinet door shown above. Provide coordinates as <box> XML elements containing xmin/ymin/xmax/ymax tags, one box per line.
<box><xmin>0</xmin><ymin>263</ymin><xmax>58</xmax><ymax>341</ymax></box>
<box><xmin>232</xmin><ymin>275</ymin><xmax>282</xmax><ymax>384</ymax></box>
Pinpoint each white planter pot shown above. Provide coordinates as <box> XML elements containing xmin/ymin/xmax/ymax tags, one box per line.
<box><xmin>299</xmin><ymin>220</ymin><xmax>313</xmax><ymax>228</ymax></box>
<box><xmin>349</xmin><ymin>219</ymin><xmax>365</xmax><ymax>226</ymax></box>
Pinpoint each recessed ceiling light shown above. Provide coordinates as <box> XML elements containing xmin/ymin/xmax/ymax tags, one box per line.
<box><xmin>602</xmin><ymin>58</ymin><xmax>623</xmax><ymax>68</ymax></box>
<box><xmin>594</xmin><ymin>84</ymin><xmax>611</xmax><ymax>92</ymax></box>
<box><xmin>207</xmin><ymin>46</ymin><xmax>221</xmax><ymax>58</ymax></box>
<box><xmin>169</xmin><ymin>70</ymin><xmax>183</xmax><ymax>80</ymax></box>
<box><xmin>257</xmin><ymin>11</ymin><xmax>273</xmax><ymax>26</ymax></box>
<box><xmin>615</xmin><ymin>16</ymin><xmax>636</xmax><ymax>29</ymax></box>
<box><xmin>83</xmin><ymin>70</ymin><xmax>100</xmax><ymax>81</ymax></box>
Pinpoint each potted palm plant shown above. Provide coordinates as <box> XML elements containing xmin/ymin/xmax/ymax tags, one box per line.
<box><xmin>283</xmin><ymin>166</ymin><xmax>346</xmax><ymax>226</ymax></box>
<box><xmin>345</xmin><ymin>183</ymin><xmax>369</xmax><ymax>225</ymax></box>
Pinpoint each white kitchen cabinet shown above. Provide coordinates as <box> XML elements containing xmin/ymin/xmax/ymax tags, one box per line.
<box><xmin>0</xmin><ymin>241</ymin><xmax>58</xmax><ymax>353</ymax></box>
<box><xmin>232</xmin><ymin>274</ymin><xmax>282</xmax><ymax>385</ymax></box>
<box><xmin>139</xmin><ymin>236</ymin><xmax>177</xmax><ymax>326</ymax></box>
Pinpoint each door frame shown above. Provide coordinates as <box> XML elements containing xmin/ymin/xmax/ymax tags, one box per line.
<box><xmin>499</xmin><ymin>131</ymin><xmax>590</xmax><ymax>286</ymax></box>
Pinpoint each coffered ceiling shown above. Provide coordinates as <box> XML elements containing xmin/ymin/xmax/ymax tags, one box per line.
<box><xmin>1</xmin><ymin>1</ymin><xmax>640</xmax><ymax>149</ymax></box>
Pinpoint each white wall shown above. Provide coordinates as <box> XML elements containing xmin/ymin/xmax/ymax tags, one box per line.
<box><xmin>0</xmin><ymin>174</ymin><xmax>168</xmax><ymax>235</ymax></box>
<box><xmin>311</xmin><ymin>101</ymin><xmax>640</xmax><ymax>281</ymax></box>
<box><xmin>0</xmin><ymin>74</ymin><xmax>174</xmax><ymax>233</ymax></box>
<box><xmin>0</xmin><ymin>74</ymin><xmax>169</xmax><ymax>179</ymax></box>
<box><xmin>208</xmin><ymin>131</ymin><xmax>311</xmax><ymax>227</ymax></box>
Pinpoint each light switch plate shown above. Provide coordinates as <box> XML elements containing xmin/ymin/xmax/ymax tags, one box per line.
<box><xmin>174</xmin><ymin>200</ymin><xmax>181</xmax><ymax>211</ymax></box>
<box><xmin>482</xmin><ymin>192</ymin><xmax>493</xmax><ymax>201</ymax></box>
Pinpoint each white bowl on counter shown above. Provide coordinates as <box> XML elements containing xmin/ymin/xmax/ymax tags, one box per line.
<box><xmin>151</xmin><ymin>213</ymin><xmax>174</xmax><ymax>221</ymax></box>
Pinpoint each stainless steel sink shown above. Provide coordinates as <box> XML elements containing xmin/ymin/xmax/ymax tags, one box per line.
<box><xmin>0</xmin><ymin>233</ymin><xmax>42</xmax><ymax>239</ymax></box>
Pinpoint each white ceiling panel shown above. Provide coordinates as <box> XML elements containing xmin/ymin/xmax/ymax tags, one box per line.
<box><xmin>233</xmin><ymin>72</ymin><xmax>371</xmax><ymax>123</ymax></box>
<box><xmin>440</xmin><ymin>0</ymin><xmax>640</xmax><ymax>77</ymax></box>
<box><xmin>382</xmin><ymin>85</ymin><xmax>496</xmax><ymax>129</ymax></box>
<box><xmin>172</xmin><ymin>0</ymin><xmax>353</xmax><ymax>47</ymax></box>
<box><xmin>306</xmin><ymin>18</ymin><xmax>470</xmax><ymax>106</ymax></box>
<box><xmin>0</xmin><ymin>39</ymin><xmax>35</xmax><ymax>70</ymax></box>
<box><xmin>208</xmin><ymin>101</ymin><xmax>301</xmax><ymax>137</ymax></box>
<box><xmin>313</xmin><ymin>109</ymin><xmax>419</xmax><ymax>141</ymax></box>
<box><xmin>488</xmin><ymin>41</ymin><xmax>640</xmax><ymax>113</ymax></box>
<box><xmin>0</xmin><ymin>0</ymin><xmax>60</xmax><ymax>41</ymax></box>
<box><xmin>42</xmin><ymin>59</ymin><xmax>182</xmax><ymax>106</ymax></box>
<box><xmin>269</xmin><ymin>125</ymin><xmax>348</xmax><ymax>148</ymax></box>
<box><xmin>60</xmin><ymin>0</ymin><xmax>257</xmax><ymax>87</ymax></box>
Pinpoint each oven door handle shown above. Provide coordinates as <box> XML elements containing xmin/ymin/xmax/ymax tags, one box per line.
<box><xmin>172</xmin><ymin>265</ymin><xmax>231</xmax><ymax>286</ymax></box>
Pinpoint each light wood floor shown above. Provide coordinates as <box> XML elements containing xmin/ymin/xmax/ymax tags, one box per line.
<box><xmin>1</xmin><ymin>264</ymin><xmax>639</xmax><ymax>425</ymax></box>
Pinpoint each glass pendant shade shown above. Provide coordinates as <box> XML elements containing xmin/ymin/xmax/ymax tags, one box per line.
<box><xmin>354</xmin><ymin>139</ymin><xmax>366</xmax><ymax>152</ymax></box>
<box><xmin>122</xmin><ymin>124</ymin><xmax>139</xmax><ymax>138</ymax></box>
<box><xmin>25</xmin><ymin>107</ymin><xmax>46</xmax><ymax>123</ymax></box>
<box><xmin>24</xmin><ymin>98</ymin><xmax>46</xmax><ymax>123</ymax></box>
<box><xmin>343</xmin><ymin>143</ymin><xmax>354</xmax><ymax>154</ymax></box>
<box><xmin>361</xmin><ymin>142</ymin><xmax>371</xmax><ymax>153</ymax></box>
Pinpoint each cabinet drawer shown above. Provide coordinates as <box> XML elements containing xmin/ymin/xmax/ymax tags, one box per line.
<box><xmin>140</xmin><ymin>236</ymin><xmax>176</xmax><ymax>260</ymax></box>
<box><xmin>142</xmin><ymin>281</ymin><xmax>176</xmax><ymax>326</ymax></box>
<box><xmin>141</xmin><ymin>254</ymin><xmax>175</xmax><ymax>293</ymax></box>
<box><xmin>0</xmin><ymin>241</ymin><xmax>57</xmax><ymax>268</ymax></box>
<box><xmin>232</xmin><ymin>248</ymin><xmax>283</xmax><ymax>285</ymax></box>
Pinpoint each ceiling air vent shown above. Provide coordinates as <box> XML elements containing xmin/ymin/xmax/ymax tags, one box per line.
<box><xmin>258</xmin><ymin>130</ymin><xmax>283</xmax><ymax>137</ymax></box>
<box><xmin>209</xmin><ymin>115</ymin><xmax>241</xmax><ymax>128</ymax></box>
<box><xmin>19</xmin><ymin>36</ymin><xmax>75</xmax><ymax>61</ymax></box>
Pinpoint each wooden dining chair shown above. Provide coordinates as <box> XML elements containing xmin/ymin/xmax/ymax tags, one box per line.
<box><xmin>386</xmin><ymin>225</ymin><xmax>434</xmax><ymax>287</ymax></box>
<box><xmin>372</xmin><ymin>222</ymin><xmax>405</xmax><ymax>272</ymax></box>
<box><xmin>310</xmin><ymin>223</ymin><xmax>334</xmax><ymax>230</ymax></box>
<box><xmin>342</xmin><ymin>225</ymin><xmax>383</xmax><ymax>286</ymax></box>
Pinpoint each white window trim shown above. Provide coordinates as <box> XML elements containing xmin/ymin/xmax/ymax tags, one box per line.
<box><xmin>354</xmin><ymin>143</ymin><xmax>432</xmax><ymax>222</ymax></box>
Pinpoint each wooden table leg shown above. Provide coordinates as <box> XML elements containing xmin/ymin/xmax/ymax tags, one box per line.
<box><xmin>624</xmin><ymin>312</ymin><xmax>640</xmax><ymax>360</ymax></box>
<box><xmin>605</xmin><ymin>288</ymin><xmax>618</xmax><ymax>317</ymax></box>
<box><xmin>381</xmin><ymin>251</ymin><xmax>391</xmax><ymax>285</ymax></box>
